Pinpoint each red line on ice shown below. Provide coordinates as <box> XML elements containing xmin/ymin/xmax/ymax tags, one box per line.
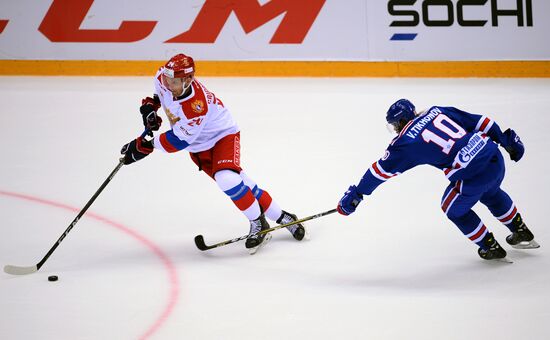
<box><xmin>0</xmin><ymin>190</ymin><xmax>179</xmax><ymax>340</ymax></box>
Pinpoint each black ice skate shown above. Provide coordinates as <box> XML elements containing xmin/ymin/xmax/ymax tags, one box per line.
<box><xmin>478</xmin><ymin>232</ymin><xmax>511</xmax><ymax>263</ymax></box>
<box><xmin>277</xmin><ymin>210</ymin><xmax>307</xmax><ymax>241</ymax></box>
<box><xmin>506</xmin><ymin>214</ymin><xmax>540</xmax><ymax>249</ymax></box>
<box><xmin>245</xmin><ymin>214</ymin><xmax>271</xmax><ymax>254</ymax></box>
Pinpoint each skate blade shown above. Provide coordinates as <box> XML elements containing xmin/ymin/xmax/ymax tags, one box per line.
<box><xmin>303</xmin><ymin>227</ymin><xmax>311</xmax><ymax>241</ymax></box>
<box><xmin>494</xmin><ymin>257</ymin><xmax>513</xmax><ymax>263</ymax></box>
<box><xmin>511</xmin><ymin>240</ymin><xmax>540</xmax><ymax>249</ymax></box>
<box><xmin>248</xmin><ymin>233</ymin><xmax>272</xmax><ymax>255</ymax></box>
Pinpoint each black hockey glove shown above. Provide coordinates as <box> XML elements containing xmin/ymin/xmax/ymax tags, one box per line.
<box><xmin>501</xmin><ymin>128</ymin><xmax>525</xmax><ymax>162</ymax></box>
<box><xmin>140</xmin><ymin>96</ymin><xmax>162</xmax><ymax>136</ymax></box>
<box><xmin>120</xmin><ymin>137</ymin><xmax>154</xmax><ymax>165</ymax></box>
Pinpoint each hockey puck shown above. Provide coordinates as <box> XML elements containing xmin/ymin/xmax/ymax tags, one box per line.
<box><xmin>48</xmin><ymin>275</ymin><xmax>58</xmax><ymax>282</ymax></box>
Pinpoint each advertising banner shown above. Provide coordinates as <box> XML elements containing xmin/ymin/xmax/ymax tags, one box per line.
<box><xmin>0</xmin><ymin>0</ymin><xmax>548</xmax><ymax>61</ymax></box>
<box><xmin>372</xmin><ymin>0</ymin><xmax>549</xmax><ymax>61</ymax></box>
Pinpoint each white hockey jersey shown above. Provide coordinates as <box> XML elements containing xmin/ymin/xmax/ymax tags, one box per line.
<box><xmin>152</xmin><ymin>68</ymin><xmax>239</xmax><ymax>153</ymax></box>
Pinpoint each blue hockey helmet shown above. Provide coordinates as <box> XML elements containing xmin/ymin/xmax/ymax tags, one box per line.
<box><xmin>386</xmin><ymin>99</ymin><xmax>416</xmax><ymax>125</ymax></box>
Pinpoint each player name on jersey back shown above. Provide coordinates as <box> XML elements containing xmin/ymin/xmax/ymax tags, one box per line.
<box><xmin>405</xmin><ymin>107</ymin><xmax>441</xmax><ymax>139</ymax></box>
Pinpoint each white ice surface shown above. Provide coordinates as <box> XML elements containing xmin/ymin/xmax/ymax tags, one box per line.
<box><xmin>1</xmin><ymin>77</ymin><xmax>549</xmax><ymax>340</ymax></box>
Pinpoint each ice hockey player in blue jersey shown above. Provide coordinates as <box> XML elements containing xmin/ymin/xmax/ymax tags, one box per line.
<box><xmin>337</xmin><ymin>98</ymin><xmax>539</xmax><ymax>262</ymax></box>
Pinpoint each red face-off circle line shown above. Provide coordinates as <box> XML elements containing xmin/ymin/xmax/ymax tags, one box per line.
<box><xmin>0</xmin><ymin>190</ymin><xmax>180</xmax><ymax>340</ymax></box>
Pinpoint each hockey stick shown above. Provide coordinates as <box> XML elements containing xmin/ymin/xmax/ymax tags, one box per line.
<box><xmin>4</xmin><ymin>160</ymin><xmax>125</xmax><ymax>275</ymax></box>
<box><xmin>4</xmin><ymin>130</ymin><xmax>149</xmax><ymax>275</ymax></box>
<box><xmin>194</xmin><ymin>208</ymin><xmax>338</xmax><ymax>251</ymax></box>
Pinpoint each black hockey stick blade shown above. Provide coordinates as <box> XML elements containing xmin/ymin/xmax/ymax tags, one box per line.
<box><xmin>194</xmin><ymin>235</ymin><xmax>209</xmax><ymax>251</ymax></box>
<box><xmin>194</xmin><ymin>234</ymin><xmax>249</xmax><ymax>251</ymax></box>
<box><xmin>194</xmin><ymin>208</ymin><xmax>337</xmax><ymax>251</ymax></box>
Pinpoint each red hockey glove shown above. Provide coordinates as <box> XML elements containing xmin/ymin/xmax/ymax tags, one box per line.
<box><xmin>120</xmin><ymin>137</ymin><xmax>154</xmax><ymax>165</ymax></box>
<box><xmin>140</xmin><ymin>96</ymin><xmax>162</xmax><ymax>135</ymax></box>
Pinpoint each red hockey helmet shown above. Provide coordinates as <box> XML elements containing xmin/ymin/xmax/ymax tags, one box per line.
<box><xmin>162</xmin><ymin>54</ymin><xmax>195</xmax><ymax>96</ymax></box>
<box><xmin>163</xmin><ymin>53</ymin><xmax>195</xmax><ymax>79</ymax></box>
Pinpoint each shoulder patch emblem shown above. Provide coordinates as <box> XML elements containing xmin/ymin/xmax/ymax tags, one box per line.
<box><xmin>164</xmin><ymin>106</ymin><xmax>181</xmax><ymax>126</ymax></box>
<box><xmin>191</xmin><ymin>99</ymin><xmax>205</xmax><ymax>114</ymax></box>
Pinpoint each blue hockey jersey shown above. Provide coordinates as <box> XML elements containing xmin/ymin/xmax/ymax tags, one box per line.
<box><xmin>357</xmin><ymin>106</ymin><xmax>506</xmax><ymax>196</ymax></box>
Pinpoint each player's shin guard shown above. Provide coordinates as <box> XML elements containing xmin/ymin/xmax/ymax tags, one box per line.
<box><xmin>495</xmin><ymin>204</ymin><xmax>519</xmax><ymax>232</ymax></box>
<box><xmin>495</xmin><ymin>203</ymin><xmax>519</xmax><ymax>231</ymax></box>
<box><xmin>465</xmin><ymin>221</ymin><xmax>490</xmax><ymax>249</ymax></box>
<box><xmin>448</xmin><ymin>211</ymin><xmax>508</xmax><ymax>260</ymax></box>
<box><xmin>447</xmin><ymin>209</ymin><xmax>489</xmax><ymax>248</ymax></box>
<box><xmin>479</xmin><ymin>189</ymin><xmax>517</xmax><ymax>231</ymax></box>
<box><xmin>215</xmin><ymin>170</ymin><xmax>261</xmax><ymax>221</ymax></box>
<box><xmin>240</xmin><ymin>171</ymin><xmax>282</xmax><ymax>221</ymax></box>
<box><xmin>252</xmin><ymin>187</ymin><xmax>282</xmax><ymax>221</ymax></box>
<box><xmin>446</xmin><ymin>209</ymin><xmax>508</xmax><ymax>259</ymax></box>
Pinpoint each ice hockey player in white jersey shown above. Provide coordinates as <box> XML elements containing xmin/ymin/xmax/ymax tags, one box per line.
<box><xmin>337</xmin><ymin>99</ymin><xmax>539</xmax><ymax>262</ymax></box>
<box><xmin>120</xmin><ymin>53</ymin><xmax>305</xmax><ymax>253</ymax></box>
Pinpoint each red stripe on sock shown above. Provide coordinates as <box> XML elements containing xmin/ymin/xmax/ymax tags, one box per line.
<box><xmin>257</xmin><ymin>190</ymin><xmax>273</xmax><ymax>212</ymax></box>
<box><xmin>469</xmin><ymin>225</ymin><xmax>487</xmax><ymax>241</ymax></box>
<box><xmin>233</xmin><ymin>190</ymin><xmax>256</xmax><ymax>211</ymax></box>
<box><xmin>500</xmin><ymin>207</ymin><xmax>518</xmax><ymax>223</ymax></box>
